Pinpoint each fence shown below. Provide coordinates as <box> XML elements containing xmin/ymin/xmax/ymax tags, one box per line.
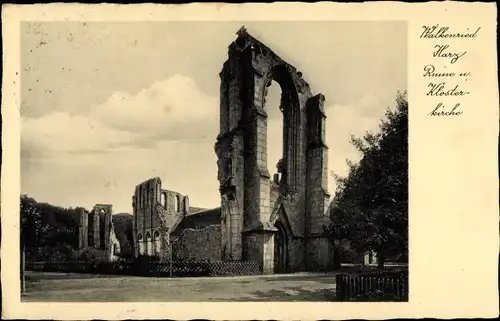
<box><xmin>25</xmin><ymin>260</ymin><xmax>261</xmax><ymax>277</ymax></box>
<box><xmin>335</xmin><ymin>270</ymin><xmax>408</xmax><ymax>301</ymax></box>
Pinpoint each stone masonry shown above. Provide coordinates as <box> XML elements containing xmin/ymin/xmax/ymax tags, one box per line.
<box><xmin>215</xmin><ymin>27</ymin><xmax>334</xmax><ymax>273</ymax></box>
<box><xmin>78</xmin><ymin>204</ymin><xmax>121</xmax><ymax>261</ymax></box>
<box><xmin>132</xmin><ymin>178</ymin><xmax>189</xmax><ymax>260</ymax></box>
<box><xmin>130</xmin><ymin>27</ymin><xmax>335</xmax><ymax>274</ymax></box>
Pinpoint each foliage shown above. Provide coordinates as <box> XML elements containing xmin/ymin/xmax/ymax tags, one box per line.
<box><xmin>20</xmin><ymin>195</ymin><xmax>135</xmax><ymax>263</ymax></box>
<box><xmin>20</xmin><ymin>195</ymin><xmax>83</xmax><ymax>261</ymax></box>
<box><xmin>112</xmin><ymin>213</ymin><xmax>135</xmax><ymax>259</ymax></box>
<box><xmin>25</xmin><ymin>244</ymin><xmax>80</xmax><ymax>262</ymax></box>
<box><xmin>77</xmin><ymin>248</ymin><xmax>110</xmax><ymax>263</ymax></box>
<box><xmin>21</xmin><ymin>195</ymin><xmax>81</xmax><ymax>250</ymax></box>
<box><xmin>328</xmin><ymin>91</ymin><xmax>408</xmax><ymax>267</ymax></box>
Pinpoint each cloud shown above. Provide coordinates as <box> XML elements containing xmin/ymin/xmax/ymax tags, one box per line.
<box><xmin>21</xmin><ymin>112</ymin><xmax>134</xmax><ymax>156</ymax></box>
<box><xmin>21</xmin><ymin>72</ymin><xmax>395</xmax><ymax>211</ymax></box>
<box><xmin>88</xmin><ymin>74</ymin><xmax>219</xmax><ymax>141</ymax></box>
<box><xmin>21</xmin><ymin>74</ymin><xmax>219</xmax><ymax>157</ymax></box>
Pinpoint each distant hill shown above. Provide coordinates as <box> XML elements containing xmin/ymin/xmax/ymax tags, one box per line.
<box><xmin>188</xmin><ymin>206</ymin><xmax>208</xmax><ymax>214</ymax></box>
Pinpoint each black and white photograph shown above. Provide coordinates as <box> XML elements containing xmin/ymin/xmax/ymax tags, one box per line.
<box><xmin>18</xmin><ymin>20</ymin><xmax>409</xmax><ymax>302</ymax></box>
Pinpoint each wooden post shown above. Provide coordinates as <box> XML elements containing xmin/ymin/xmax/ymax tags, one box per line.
<box><xmin>21</xmin><ymin>243</ymin><xmax>25</xmax><ymax>294</ymax></box>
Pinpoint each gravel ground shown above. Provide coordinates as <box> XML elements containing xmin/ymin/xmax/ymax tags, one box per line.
<box><xmin>22</xmin><ymin>271</ymin><xmax>338</xmax><ymax>302</ymax></box>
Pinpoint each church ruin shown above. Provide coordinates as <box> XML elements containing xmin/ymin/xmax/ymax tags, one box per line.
<box><xmin>215</xmin><ymin>27</ymin><xmax>333</xmax><ymax>273</ymax></box>
<box><xmin>132</xmin><ymin>178</ymin><xmax>221</xmax><ymax>261</ymax></box>
<box><xmin>131</xmin><ymin>27</ymin><xmax>335</xmax><ymax>273</ymax></box>
<box><xmin>78</xmin><ymin>204</ymin><xmax>121</xmax><ymax>261</ymax></box>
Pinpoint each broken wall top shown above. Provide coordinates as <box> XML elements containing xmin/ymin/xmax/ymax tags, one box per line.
<box><xmin>222</xmin><ymin>26</ymin><xmax>311</xmax><ymax>95</ymax></box>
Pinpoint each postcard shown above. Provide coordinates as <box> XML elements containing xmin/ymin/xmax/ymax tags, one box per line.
<box><xmin>1</xmin><ymin>2</ymin><xmax>498</xmax><ymax>320</ymax></box>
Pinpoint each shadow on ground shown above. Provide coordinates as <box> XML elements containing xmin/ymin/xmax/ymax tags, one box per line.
<box><xmin>221</xmin><ymin>286</ymin><xmax>337</xmax><ymax>301</ymax></box>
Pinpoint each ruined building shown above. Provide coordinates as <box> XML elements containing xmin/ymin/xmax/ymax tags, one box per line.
<box><xmin>78</xmin><ymin>204</ymin><xmax>121</xmax><ymax>261</ymax></box>
<box><xmin>132</xmin><ymin>178</ymin><xmax>221</xmax><ymax>261</ymax></box>
<box><xmin>132</xmin><ymin>27</ymin><xmax>334</xmax><ymax>273</ymax></box>
<box><xmin>215</xmin><ymin>27</ymin><xmax>333</xmax><ymax>273</ymax></box>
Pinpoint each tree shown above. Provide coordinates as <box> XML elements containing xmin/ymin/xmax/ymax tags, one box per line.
<box><xmin>20</xmin><ymin>194</ymin><xmax>48</xmax><ymax>248</ymax></box>
<box><xmin>328</xmin><ymin>91</ymin><xmax>408</xmax><ymax>268</ymax></box>
<box><xmin>20</xmin><ymin>195</ymin><xmax>81</xmax><ymax>261</ymax></box>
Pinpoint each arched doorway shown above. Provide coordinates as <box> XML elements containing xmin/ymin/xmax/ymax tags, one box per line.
<box><xmin>274</xmin><ymin>221</ymin><xmax>288</xmax><ymax>273</ymax></box>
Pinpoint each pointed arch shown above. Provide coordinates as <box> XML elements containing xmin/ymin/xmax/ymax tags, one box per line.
<box><xmin>138</xmin><ymin>234</ymin><xmax>144</xmax><ymax>255</ymax></box>
<box><xmin>153</xmin><ymin>230</ymin><xmax>161</xmax><ymax>256</ymax></box>
<box><xmin>146</xmin><ymin>232</ymin><xmax>152</xmax><ymax>256</ymax></box>
<box><xmin>274</xmin><ymin>219</ymin><xmax>289</xmax><ymax>273</ymax></box>
<box><xmin>174</xmin><ymin>195</ymin><xmax>181</xmax><ymax>212</ymax></box>
<box><xmin>259</xmin><ymin>64</ymin><xmax>301</xmax><ymax>187</ymax></box>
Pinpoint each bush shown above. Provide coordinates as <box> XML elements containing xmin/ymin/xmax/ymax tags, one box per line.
<box><xmin>25</xmin><ymin>245</ymin><xmax>79</xmax><ymax>262</ymax></box>
<box><xmin>77</xmin><ymin>248</ymin><xmax>109</xmax><ymax>263</ymax></box>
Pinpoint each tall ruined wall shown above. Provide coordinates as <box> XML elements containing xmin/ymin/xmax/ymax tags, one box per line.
<box><xmin>216</xmin><ymin>27</ymin><xmax>333</xmax><ymax>273</ymax></box>
<box><xmin>93</xmin><ymin>204</ymin><xmax>112</xmax><ymax>250</ymax></box>
<box><xmin>172</xmin><ymin>225</ymin><xmax>222</xmax><ymax>262</ymax></box>
<box><xmin>108</xmin><ymin>227</ymin><xmax>121</xmax><ymax>261</ymax></box>
<box><xmin>305</xmin><ymin>94</ymin><xmax>332</xmax><ymax>270</ymax></box>
<box><xmin>132</xmin><ymin>177</ymin><xmax>188</xmax><ymax>260</ymax></box>
<box><xmin>77</xmin><ymin>204</ymin><xmax>121</xmax><ymax>262</ymax></box>
<box><xmin>78</xmin><ymin>209</ymin><xmax>89</xmax><ymax>249</ymax></box>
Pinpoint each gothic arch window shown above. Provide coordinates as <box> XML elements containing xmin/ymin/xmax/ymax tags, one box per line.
<box><xmin>264</xmin><ymin>79</ymin><xmax>284</xmax><ymax>178</ymax></box>
<box><xmin>183</xmin><ymin>196</ymin><xmax>189</xmax><ymax>213</ymax></box>
<box><xmin>161</xmin><ymin>193</ymin><xmax>166</xmax><ymax>208</ymax></box>
<box><xmin>146</xmin><ymin>232</ymin><xmax>152</xmax><ymax>256</ymax></box>
<box><xmin>153</xmin><ymin>231</ymin><xmax>161</xmax><ymax>256</ymax></box>
<box><xmin>138</xmin><ymin>234</ymin><xmax>144</xmax><ymax>255</ymax></box>
<box><xmin>260</xmin><ymin>65</ymin><xmax>300</xmax><ymax>187</ymax></box>
<box><xmin>174</xmin><ymin>195</ymin><xmax>180</xmax><ymax>212</ymax></box>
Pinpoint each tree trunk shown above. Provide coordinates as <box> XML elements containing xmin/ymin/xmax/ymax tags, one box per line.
<box><xmin>377</xmin><ymin>252</ymin><xmax>386</xmax><ymax>270</ymax></box>
<box><xmin>21</xmin><ymin>242</ymin><xmax>26</xmax><ymax>293</ymax></box>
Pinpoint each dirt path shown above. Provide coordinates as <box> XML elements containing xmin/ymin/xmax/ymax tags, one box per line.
<box><xmin>22</xmin><ymin>271</ymin><xmax>338</xmax><ymax>302</ymax></box>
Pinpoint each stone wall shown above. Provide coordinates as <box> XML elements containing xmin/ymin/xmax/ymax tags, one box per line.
<box><xmin>132</xmin><ymin>177</ymin><xmax>187</xmax><ymax>260</ymax></box>
<box><xmin>108</xmin><ymin>228</ymin><xmax>121</xmax><ymax>261</ymax></box>
<box><xmin>215</xmin><ymin>27</ymin><xmax>334</xmax><ymax>272</ymax></box>
<box><xmin>77</xmin><ymin>204</ymin><xmax>121</xmax><ymax>262</ymax></box>
<box><xmin>171</xmin><ymin>225</ymin><xmax>222</xmax><ymax>262</ymax></box>
<box><xmin>173</xmin><ymin>208</ymin><xmax>221</xmax><ymax>233</ymax></box>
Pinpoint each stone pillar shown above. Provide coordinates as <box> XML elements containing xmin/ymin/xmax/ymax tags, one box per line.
<box><xmin>78</xmin><ymin>209</ymin><xmax>88</xmax><ymax>249</ymax></box>
<box><xmin>93</xmin><ymin>210</ymin><xmax>100</xmax><ymax>249</ymax></box>
<box><xmin>93</xmin><ymin>205</ymin><xmax>112</xmax><ymax>250</ymax></box>
<box><xmin>243</xmin><ymin>228</ymin><xmax>276</xmax><ymax>274</ymax></box>
<box><xmin>305</xmin><ymin>94</ymin><xmax>332</xmax><ymax>270</ymax></box>
<box><xmin>132</xmin><ymin>194</ymin><xmax>138</xmax><ymax>258</ymax></box>
<box><xmin>104</xmin><ymin>207</ymin><xmax>112</xmax><ymax>250</ymax></box>
<box><xmin>216</xmin><ymin>44</ymin><xmax>247</xmax><ymax>261</ymax></box>
<box><xmin>241</xmin><ymin>59</ymin><xmax>275</xmax><ymax>271</ymax></box>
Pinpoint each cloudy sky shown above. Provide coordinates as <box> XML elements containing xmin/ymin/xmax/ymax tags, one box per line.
<box><xmin>20</xmin><ymin>21</ymin><xmax>407</xmax><ymax>214</ymax></box>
